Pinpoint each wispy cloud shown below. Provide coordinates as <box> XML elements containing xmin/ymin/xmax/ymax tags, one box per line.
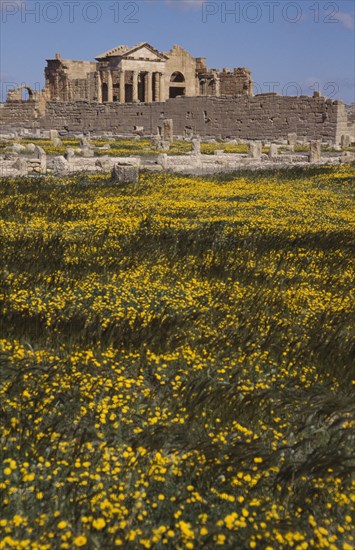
<box><xmin>162</xmin><ymin>0</ymin><xmax>204</xmax><ymax>11</ymax></box>
<box><xmin>334</xmin><ymin>11</ymin><xmax>354</xmax><ymax>31</ymax></box>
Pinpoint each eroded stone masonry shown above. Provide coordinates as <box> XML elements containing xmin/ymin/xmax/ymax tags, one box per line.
<box><xmin>1</xmin><ymin>42</ymin><xmax>353</xmax><ymax>143</ymax></box>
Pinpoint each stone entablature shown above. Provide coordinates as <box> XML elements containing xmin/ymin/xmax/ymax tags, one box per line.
<box><xmin>42</xmin><ymin>42</ymin><xmax>252</xmax><ymax>104</ymax></box>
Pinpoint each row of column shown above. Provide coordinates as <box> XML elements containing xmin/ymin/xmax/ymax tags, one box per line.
<box><xmin>97</xmin><ymin>70</ymin><xmax>164</xmax><ymax>103</ymax></box>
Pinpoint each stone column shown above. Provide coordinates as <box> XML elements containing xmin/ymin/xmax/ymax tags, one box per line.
<box><xmin>133</xmin><ymin>71</ymin><xmax>139</xmax><ymax>102</ymax></box>
<box><xmin>54</xmin><ymin>74</ymin><xmax>60</xmax><ymax>100</ymax></box>
<box><xmin>107</xmin><ymin>71</ymin><xmax>113</xmax><ymax>102</ymax></box>
<box><xmin>143</xmin><ymin>73</ymin><xmax>149</xmax><ymax>102</ymax></box>
<box><xmin>147</xmin><ymin>72</ymin><xmax>153</xmax><ymax>103</ymax></box>
<box><xmin>97</xmin><ymin>72</ymin><xmax>102</xmax><ymax>103</ymax></box>
<box><xmin>63</xmin><ymin>79</ymin><xmax>69</xmax><ymax>102</ymax></box>
<box><xmin>119</xmin><ymin>70</ymin><xmax>125</xmax><ymax>103</ymax></box>
<box><xmin>159</xmin><ymin>73</ymin><xmax>164</xmax><ymax>102</ymax></box>
<box><xmin>215</xmin><ymin>77</ymin><xmax>221</xmax><ymax>97</ymax></box>
<box><xmin>154</xmin><ymin>72</ymin><xmax>160</xmax><ymax>101</ymax></box>
<box><xmin>67</xmin><ymin>80</ymin><xmax>73</xmax><ymax>102</ymax></box>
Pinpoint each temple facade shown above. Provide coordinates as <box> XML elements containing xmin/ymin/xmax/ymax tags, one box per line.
<box><xmin>43</xmin><ymin>42</ymin><xmax>253</xmax><ymax>103</ymax></box>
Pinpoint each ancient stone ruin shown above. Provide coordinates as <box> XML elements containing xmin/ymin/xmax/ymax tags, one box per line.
<box><xmin>0</xmin><ymin>42</ymin><xmax>354</xmax><ymax>146</ymax></box>
<box><xmin>43</xmin><ymin>43</ymin><xmax>252</xmax><ymax>104</ymax></box>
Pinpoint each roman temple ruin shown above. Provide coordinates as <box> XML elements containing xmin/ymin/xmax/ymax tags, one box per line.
<box><xmin>1</xmin><ymin>42</ymin><xmax>353</xmax><ymax>144</ymax></box>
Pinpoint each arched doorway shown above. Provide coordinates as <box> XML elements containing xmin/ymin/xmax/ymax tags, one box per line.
<box><xmin>7</xmin><ymin>85</ymin><xmax>35</xmax><ymax>101</ymax></box>
<box><xmin>21</xmin><ymin>87</ymin><xmax>34</xmax><ymax>100</ymax></box>
<box><xmin>169</xmin><ymin>72</ymin><xmax>186</xmax><ymax>99</ymax></box>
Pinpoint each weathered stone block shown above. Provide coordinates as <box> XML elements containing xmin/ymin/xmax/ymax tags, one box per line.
<box><xmin>95</xmin><ymin>157</ymin><xmax>115</xmax><ymax>171</ymax></box>
<box><xmin>12</xmin><ymin>158</ymin><xmax>28</xmax><ymax>175</ymax></box>
<box><xmin>341</xmin><ymin>134</ymin><xmax>351</xmax><ymax>148</ymax></box>
<box><xmin>163</xmin><ymin>119</ymin><xmax>173</xmax><ymax>141</ymax></box>
<box><xmin>65</xmin><ymin>148</ymin><xmax>75</xmax><ymax>160</ymax></box>
<box><xmin>287</xmin><ymin>132</ymin><xmax>297</xmax><ymax>149</ymax></box>
<box><xmin>52</xmin><ymin>137</ymin><xmax>63</xmax><ymax>146</ymax></box>
<box><xmin>51</xmin><ymin>156</ymin><xmax>69</xmax><ymax>173</ymax></box>
<box><xmin>82</xmin><ymin>148</ymin><xmax>95</xmax><ymax>158</ymax></box>
<box><xmin>50</xmin><ymin>129</ymin><xmax>59</xmax><ymax>141</ymax></box>
<box><xmin>34</xmin><ymin>145</ymin><xmax>47</xmax><ymax>174</ymax></box>
<box><xmin>26</xmin><ymin>143</ymin><xmax>36</xmax><ymax>153</ymax></box>
<box><xmin>269</xmin><ymin>143</ymin><xmax>278</xmax><ymax>158</ymax></box>
<box><xmin>191</xmin><ymin>136</ymin><xmax>201</xmax><ymax>155</ymax></box>
<box><xmin>309</xmin><ymin>140</ymin><xmax>321</xmax><ymax>162</ymax></box>
<box><xmin>248</xmin><ymin>141</ymin><xmax>262</xmax><ymax>159</ymax></box>
<box><xmin>157</xmin><ymin>153</ymin><xmax>168</xmax><ymax>169</ymax></box>
<box><xmin>12</xmin><ymin>143</ymin><xmax>27</xmax><ymax>153</ymax></box>
<box><xmin>112</xmin><ymin>163</ymin><xmax>139</xmax><ymax>184</ymax></box>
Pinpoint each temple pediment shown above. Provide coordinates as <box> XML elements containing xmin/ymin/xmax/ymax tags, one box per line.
<box><xmin>96</xmin><ymin>42</ymin><xmax>168</xmax><ymax>61</ymax></box>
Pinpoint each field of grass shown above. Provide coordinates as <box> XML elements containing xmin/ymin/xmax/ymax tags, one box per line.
<box><xmin>0</xmin><ymin>165</ymin><xmax>354</xmax><ymax>549</ymax></box>
<box><xmin>3</xmin><ymin>137</ymin><xmax>354</xmax><ymax>159</ymax></box>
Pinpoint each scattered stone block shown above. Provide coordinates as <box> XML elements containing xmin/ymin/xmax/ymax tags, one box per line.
<box><xmin>163</xmin><ymin>119</ymin><xmax>173</xmax><ymax>142</ymax></box>
<box><xmin>134</xmin><ymin>126</ymin><xmax>144</xmax><ymax>136</ymax></box>
<box><xmin>248</xmin><ymin>141</ymin><xmax>262</xmax><ymax>160</ymax></box>
<box><xmin>287</xmin><ymin>133</ymin><xmax>297</xmax><ymax>146</ymax></box>
<box><xmin>12</xmin><ymin>158</ymin><xmax>28</xmax><ymax>175</ymax></box>
<box><xmin>269</xmin><ymin>143</ymin><xmax>278</xmax><ymax>159</ymax></box>
<box><xmin>309</xmin><ymin>140</ymin><xmax>321</xmax><ymax>163</ymax></box>
<box><xmin>50</xmin><ymin>129</ymin><xmax>59</xmax><ymax>141</ymax></box>
<box><xmin>34</xmin><ymin>145</ymin><xmax>47</xmax><ymax>174</ymax></box>
<box><xmin>64</xmin><ymin>148</ymin><xmax>75</xmax><ymax>160</ymax></box>
<box><xmin>96</xmin><ymin>144</ymin><xmax>111</xmax><ymax>151</ymax></box>
<box><xmin>4</xmin><ymin>152</ymin><xmax>18</xmax><ymax>160</ymax></box>
<box><xmin>156</xmin><ymin>119</ymin><xmax>173</xmax><ymax>150</ymax></box>
<box><xmin>341</xmin><ymin>134</ymin><xmax>351</xmax><ymax>148</ymax></box>
<box><xmin>341</xmin><ymin>151</ymin><xmax>354</xmax><ymax>163</ymax></box>
<box><xmin>95</xmin><ymin>157</ymin><xmax>115</xmax><ymax>171</ymax></box>
<box><xmin>12</xmin><ymin>143</ymin><xmax>26</xmax><ymax>153</ymax></box>
<box><xmin>157</xmin><ymin>154</ymin><xmax>168</xmax><ymax>170</ymax></box>
<box><xmin>52</xmin><ymin>137</ymin><xmax>63</xmax><ymax>147</ymax></box>
<box><xmin>79</xmin><ymin>136</ymin><xmax>90</xmax><ymax>148</ymax></box>
<box><xmin>51</xmin><ymin>156</ymin><xmax>69</xmax><ymax>173</ymax></box>
<box><xmin>112</xmin><ymin>163</ymin><xmax>139</xmax><ymax>184</ymax></box>
<box><xmin>26</xmin><ymin>143</ymin><xmax>36</xmax><ymax>153</ymax></box>
<box><xmin>191</xmin><ymin>136</ymin><xmax>201</xmax><ymax>155</ymax></box>
<box><xmin>82</xmin><ymin>148</ymin><xmax>95</xmax><ymax>158</ymax></box>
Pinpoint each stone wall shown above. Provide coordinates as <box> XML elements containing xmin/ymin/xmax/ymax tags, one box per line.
<box><xmin>219</xmin><ymin>69</ymin><xmax>252</xmax><ymax>96</ymax></box>
<box><xmin>0</xmin><ymin>95</ymin><xmax>348</xmax><ymax>143</ymax></box>
<box><xmin>42</xmin><ymin>95</ymin><xmax>347</xmax><ymax>142</ymax></box>
<box><xmin>345</xmin><ymin>104</ymin><xmax>355</xmax><ymax>137</ymax></box>
<box><xmin>0</xmin><ymin>100</ymin><xmax>41</xmax><ymax>128</ymax></box>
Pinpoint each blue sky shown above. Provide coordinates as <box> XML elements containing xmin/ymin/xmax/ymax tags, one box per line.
<box><xmin>1</xmin><ymin>0</ymin><xmax>354</xmax><ymax>102</ymax></box>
